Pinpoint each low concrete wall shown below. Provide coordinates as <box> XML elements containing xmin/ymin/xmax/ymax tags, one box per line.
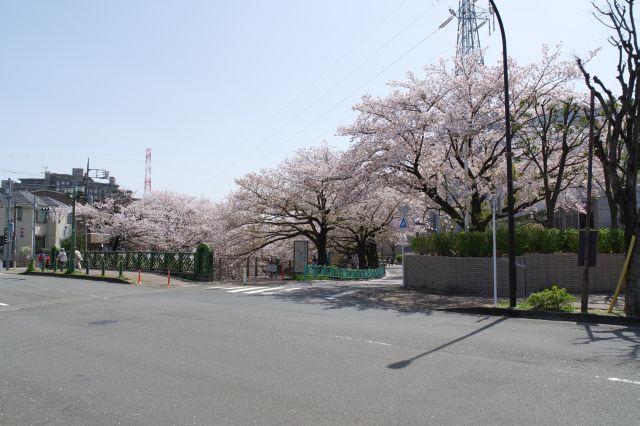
<box><xmin>404</xmin><ymin>254</ymin><xmax>625</xmax><ymax>297</ymax></box>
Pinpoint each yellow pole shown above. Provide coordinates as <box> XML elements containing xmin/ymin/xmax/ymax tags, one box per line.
<box><xmin>608</xmin><ymin>235</ymin><xmax>636</xmax><ymax>313</ymax></box>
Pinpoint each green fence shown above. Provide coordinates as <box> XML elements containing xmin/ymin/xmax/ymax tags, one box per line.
<box><xmin>303</xmin><ymin>264</ymin><xmax>386</xmax><ymax>280</ymax></box>
<box><xmin>82</xmin><ymin>251</ymin><xmax>195</xmax><ymax>273</ymax></box>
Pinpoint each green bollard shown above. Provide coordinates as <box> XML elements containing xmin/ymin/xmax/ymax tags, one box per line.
<box><xmin>101</xmin><ymin>258</ymin><xmax>106</xmax><ymax>277</ymax></box>
<box><xmin>85</xmin><ymin>260</ymin><xmax>89</xmax><ymax>275</ymax></box>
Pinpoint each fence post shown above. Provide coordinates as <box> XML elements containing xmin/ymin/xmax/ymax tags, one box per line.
<box><xmin>101</xmin><ymin>258</ymin><xmax>106</xmax><ymax>276</ymax></box>
<box><xmin>118</xmin><ymin>261</ymin><xmax>123</xmax><ymax>278</ymax></box>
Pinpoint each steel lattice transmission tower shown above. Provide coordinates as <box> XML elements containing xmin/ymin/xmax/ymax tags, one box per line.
<box><xmin>144</xmin><ymin>148</ymin><xmax>152</xmax><ymax>195</ymax></box>
<box><xmin>441</xmin><ymin>1</ymin><xmax>492</xmax><ymax>67</ymax></box>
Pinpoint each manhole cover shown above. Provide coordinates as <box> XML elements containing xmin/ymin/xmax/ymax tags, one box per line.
<box><xmin>89</xmin><ymin>320</ymin><xmax>118</xmax><ymax>326</ymax></box>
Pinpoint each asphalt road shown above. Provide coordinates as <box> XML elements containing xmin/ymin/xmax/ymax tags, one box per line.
<box><xmin>1</xmin><ymin>270</ymin><xmax>639</xmax><ymax>425</ymax></box>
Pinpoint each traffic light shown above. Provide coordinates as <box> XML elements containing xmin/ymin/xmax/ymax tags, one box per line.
<box><xmin>0</xmin><ymin>235</ymin><xmax>5</xmax><ymax>245</ymax></box>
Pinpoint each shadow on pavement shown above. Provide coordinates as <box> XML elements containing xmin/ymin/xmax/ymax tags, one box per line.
<box><xmin>270</xmin><ymin>285</ymin><xmax>438</xmax><ymax>316</ymax></box>
<box><xmin>387</xmin><ymin>317</ymin><xmax>508</xmax><ymax>369</ymax></box>
<box><xmin>575</xmin><ymin>323</ymin><xmax>640</xmax><ymax>362</ymax></box>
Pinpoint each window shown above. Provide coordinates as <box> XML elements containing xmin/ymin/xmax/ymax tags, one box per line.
<box><xmin>36</xmin><ymin>209</ymin><xmax>48</xmax><ymax>223</ymax></box>
<box><xmin>15</xmin><ymin>206</ymin><xmax>22</xmax><ymax>221</ymax></box>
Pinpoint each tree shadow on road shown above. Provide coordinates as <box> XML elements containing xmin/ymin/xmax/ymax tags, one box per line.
<box><xmin>270</xmin><ymin>286</ymin><xmax>439</xmax><ymax>316</ymax></box>
<box><xmin>574</xmin><ymin>324</ymin><xmax>640</xmax><ymax>362</ymax></box>
<box><xmin>386</xmin><ymin>316</ymin><xmax>508</xmax><ymax>369</ymax></box>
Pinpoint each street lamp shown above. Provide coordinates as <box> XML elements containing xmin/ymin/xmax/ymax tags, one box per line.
<box><xmin>65</xmin><ymin>185</ymin><xmax>85</xmax><ymax>273</ymax></box>
<box><xmin>489</xmin><ymin>0</ymin><xmax>517</xmax><ymax>307</ymax></box>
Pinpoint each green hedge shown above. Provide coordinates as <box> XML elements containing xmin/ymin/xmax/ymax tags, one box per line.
<box><xmin>411</xmin><ymin>225</ymin><xmax>625</xmax><ymax>257</ymax></box>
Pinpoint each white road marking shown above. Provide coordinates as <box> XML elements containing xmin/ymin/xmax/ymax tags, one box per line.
<box><xmin>244</xmin><ymin>286</ymin><xmax>287</xmax><ymax>294</ymax></box>
<box><xmin>228</xmin><ymin>287</ymin><xmax>267</xmax><ymax>293</ymax></box>
<box><xmin>0</xmin><ymin>302</ymin><xmax>8</xmax><ymax>306</ymax></box>
<box><xmin>607</xmin><ymin>377</ymin><xmax>640</xmax><ymax>386</ymax></box>
<box><xmin>335</xmin><ymin>335</ymin><xmax>391</xmax><ymax>346</ymax></box>
<box><xmin>262</xmin><ymin>287</ymin><xmax>301</xmax><ymax>295</ymax></box>
<box><xmin>205</xmin><ymin>286</ymin><xmax>226</xmax><ymax>290</ymax></box>
<box><xmin>225</xmin><ymin>286</ymin><xmax>248</xmax><ymax>290</ymax></box>
<box><xmin>326</xmin><ymin>290</ymin><xmax>360</xmax><ymax>300</ymax></box>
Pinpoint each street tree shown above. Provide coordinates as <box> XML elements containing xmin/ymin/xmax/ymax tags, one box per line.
<box><xmin>232</xmin><ymin>143</ymin><xmax>352</xmax><ymax>265</ymax></box>
<box><xmin>339</xmin><ymin>48</ymin><xmax>579</xmax><ymax>231</ymax></box>
<box><xmin>577</xmin><ymin>0</ymin><xmax>640</xmax><ymax>315</ymax></box>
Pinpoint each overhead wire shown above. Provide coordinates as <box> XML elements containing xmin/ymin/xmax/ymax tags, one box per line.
<box><xmin>212</xmin><ymin>0</ymin><xmax>448</xmax><ymax>178</ymax></box>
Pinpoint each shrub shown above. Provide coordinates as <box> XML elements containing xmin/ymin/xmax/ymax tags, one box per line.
<box><xmin>395</xmin><ymin>254</ymin><xmax>403</xmax><ymax>263</ymax></box>
<box><xmin>526</xmin><ymin>285</ymin><xmax>576</xmax><ymax>312</ymax></box>
<box><xmin>410</xmin><ymin>227</ymin><xmax>622</xmax><ymax>257</ymax></box>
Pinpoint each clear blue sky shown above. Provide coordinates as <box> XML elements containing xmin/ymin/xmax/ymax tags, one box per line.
<box><xmin>0</xmin><ymin>0</ymin><xmax>620</xmax><ymax>201</ymax></box>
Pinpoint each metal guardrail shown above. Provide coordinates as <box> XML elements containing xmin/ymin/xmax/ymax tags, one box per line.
<box><xmin>303</xmin><ymin>264</ymin><xmax>385</xmax><ymax>280</ymax></box>
<box><xmin>82</xmin><ymin>251</ymin><xmax>194</xmax><ymax>273</ymax></box>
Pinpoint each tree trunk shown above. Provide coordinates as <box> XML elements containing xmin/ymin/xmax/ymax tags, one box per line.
<box><xmin>316</xmin><ymin>231</ymin><xmax>329</xmax><ymax>266</ymax></box>
<box><xmin>365</xmin><ymin>238</ymin><xmax>378</xmax><ymax>268</ymax></box>
<box><xmin>621</xmin><ymin>176</ymin><xmax>639</xmax><ymax>316</ymax></box>
<box><xmin>356</xmin><ymin>239</ymin><xmax>367</xmax><ymax>269</ymax></box>
<box><xmin>544</xmin><ymin>209</ymin><xmax>555</xmax><ymax>229</ymax></box>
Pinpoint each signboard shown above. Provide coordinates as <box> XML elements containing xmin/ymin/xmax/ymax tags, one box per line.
<box><xmin>399</xmin><ymin>218</ymin><xmax>408</xmax><ymax>229</ymax></box>
<box><xmin>400</xmin><ymin>205</ymin><xmax>410</xmax><ymax>219</ymax></box>
<box><xmin>293</xmin><ymin>240</ymin><xmax>309</xmax><ymax>274</ymax></box>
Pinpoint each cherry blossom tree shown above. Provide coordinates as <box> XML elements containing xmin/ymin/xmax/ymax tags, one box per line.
<box><xmin>331</xmin><ymin>187</ymin><xmax>400</xmax><ymax>269</ymax></box>
<box><xmin>516</xmin><ymin>92</ymin><xmax>591</xmax><ymax>227</ymax></box>
<box><xmin>339</xmin><ymin>48</ymin><xmax>581</xmax><ymax>231</ymax></box>
<box><xmin>231</xmin><ymin>143</ymin><xmax>353</xmax><ymax>265</ymax></box>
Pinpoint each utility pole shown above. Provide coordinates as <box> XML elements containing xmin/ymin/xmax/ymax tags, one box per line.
<box><xmin>31</xmin><ymin>192</ymin><xmax>36</xmax><ymax>261</ymax></box>
<box><xmin>581</xmin><ymin>90</ymin><xmax>596</xmax><ymax>313</ymax></box>
<box><xmin>488</xmin><ymin>0</ymin><xmax>517</xmax><ymax>307</ymax></box>
<box><xmin>5</xmin><ymin>179</ymin><xmax>13</xmax><ymax>269</ymax></box>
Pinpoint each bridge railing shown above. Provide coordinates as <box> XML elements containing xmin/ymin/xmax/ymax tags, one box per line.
<box><xmin>303</xmin><ymin>264</ymin><xmax>385</xmax><ymax>280</ymax></box>
<box><xmin>82</xmin><ymin>251</ymin><xmax>195</xmax><ymax>273</ymax></box>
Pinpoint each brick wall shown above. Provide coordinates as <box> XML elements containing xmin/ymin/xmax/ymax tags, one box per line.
<box><xmin>404</xmin><ymin>254</ymin><xmax>625</xmax><ymax>297</ymax></box>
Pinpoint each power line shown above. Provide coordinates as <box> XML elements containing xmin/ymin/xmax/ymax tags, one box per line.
<box><xmin>213</xmin><ymin>1</ymin><xmax>446</xmax><ymax>178</ymax></box>
<box><xmin>270</xmin><ymin>36</ymin><xmax>455</xmax><ymax>159</ymax></box>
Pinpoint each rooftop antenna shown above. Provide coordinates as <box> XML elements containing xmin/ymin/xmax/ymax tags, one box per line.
<box><xmin>144</xmin><ymin>148</ymin><xmax>152</xmax><ymax>195</ymax></box>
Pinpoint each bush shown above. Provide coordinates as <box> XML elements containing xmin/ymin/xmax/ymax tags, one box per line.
<box><xmin>395</xmin><ymin>254</ymin><xmax>403</xmax><ymax>264</ymax></box>
<box><xmin>525</xmin><ymin>285</ymin><xmax>576</xmax><ymax>312</ymax></box>
<box><xmin>410</xmin><ymin>227</ymin><xmax>622</xmax><ymax>257</ymax></box>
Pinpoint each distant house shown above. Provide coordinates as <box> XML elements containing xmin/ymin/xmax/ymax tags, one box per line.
<box><xmin>0</xmin><ymin>191</ymin><xmax>69</xmax><ymax>265</ymax></box>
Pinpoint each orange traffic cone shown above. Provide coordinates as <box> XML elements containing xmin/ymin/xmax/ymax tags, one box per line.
<box><xmin>137</xmin><ymin>270</ymin><xmax>142</xmax><ymax>285</ymax></box>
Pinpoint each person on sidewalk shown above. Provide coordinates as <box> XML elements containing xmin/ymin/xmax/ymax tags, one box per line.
<box><xmin>74</xmin><ymin>249</ymin><xmax>82</xmax><ymax>270</ymax></box>
<box><xmin>57</xmin><ymin>249</ymin><xmax>67</xmax><ymax>269</ymax></box>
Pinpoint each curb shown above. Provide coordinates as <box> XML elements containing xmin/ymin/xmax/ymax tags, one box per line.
<box><xmin>443</xmin><ymin>306</ymin><xmax>640</xmax><ymax>326</ymax></box>
<box><xmin>22</xmin><ymin>271</ymin><xmax>131</xmax><ymax>285</ymax></box>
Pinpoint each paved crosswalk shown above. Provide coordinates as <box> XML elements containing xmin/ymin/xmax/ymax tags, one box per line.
<box><xmin>204</xmin><ymin>285</ymin><xmax>363</xmax><ymax>299</ymax></box>
<box><xmin>205</xmin><ymin>285</ymin><xmax>302</xmax><ymax>296</ymax></box>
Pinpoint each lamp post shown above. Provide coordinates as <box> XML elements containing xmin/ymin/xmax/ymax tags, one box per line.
<box><xmin>65</xmin><ymin>185</ymin><xmax>84</xmax><ymax>273</ymax></box>
<box><xmin>489</xmin><ymin>0</ymin><xmax>517</xmax><ymax>307</ymax></box>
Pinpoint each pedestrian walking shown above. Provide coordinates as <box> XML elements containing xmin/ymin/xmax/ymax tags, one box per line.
<box><xmin>74</xmin><ymin>249</ymin><xmax>82</xmax><ymax>270</ymax></box>
<box><xmin>58</xmin><ymin>249</ymin><xmax>67</xmax><ymax>269</ymax></box>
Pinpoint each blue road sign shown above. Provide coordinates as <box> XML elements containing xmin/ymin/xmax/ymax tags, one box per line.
<box><xmin>399</xmin><ymin>218</ymin><xmax>407</xmax><ymax>229</ymax></box>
